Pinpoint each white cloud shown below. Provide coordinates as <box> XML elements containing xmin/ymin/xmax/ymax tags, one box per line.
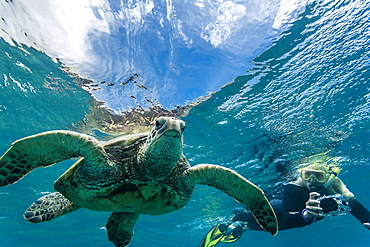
<box><xmin>0</xmin><ymin>0</ymin><xmax>109</xmax><ymax>72</ymax></box>
<box><xmin>200</xmin><ymin>1</ymin><xmax>246</xmax><ymax>47</ymax></box>
<box><xmin>273</xmin><ymin>0</ymin><xmax>308</xmax><ymax>29</ymax></box>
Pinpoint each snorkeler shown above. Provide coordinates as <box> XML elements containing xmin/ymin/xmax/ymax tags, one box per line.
<box><xmin>199</xmin><ymin>162</ymin><xmax>370</xmax><ymax>247</ymax></box>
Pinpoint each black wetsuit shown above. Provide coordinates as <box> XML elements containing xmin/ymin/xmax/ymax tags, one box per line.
<box><xmin>233</xmin><ymin>183</ymin><xmax>370</xmax><ymax>231</ymax></box>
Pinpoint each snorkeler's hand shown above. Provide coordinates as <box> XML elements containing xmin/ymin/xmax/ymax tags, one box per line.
<box><xmin>363</xmin><ymin>223</ymin><xmax>370</xmax><ymax>230</ymax></box>
<box><xmin>304</xmin><ymin>192</ymin><xmax>323</xmax><ymax>220</ymax></box>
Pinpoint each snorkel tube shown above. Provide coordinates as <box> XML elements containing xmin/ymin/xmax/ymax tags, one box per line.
<box><xmin>323</xmin><ymin>165</ymin><xmax>341</xmax><ymax>189</ymax></box>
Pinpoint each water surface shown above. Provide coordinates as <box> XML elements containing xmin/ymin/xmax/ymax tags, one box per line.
<box><xmin>0</xmin><ymin>0</ymin><xmax>369</xmax><ymax>246</ymax></box>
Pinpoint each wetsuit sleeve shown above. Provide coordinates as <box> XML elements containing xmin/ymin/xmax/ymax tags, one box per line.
<box><xmin>280</xmin><ymin>184</ymin><xmax>312</xmax><ymax>229</ymax></box>
<box><xmin>348</xmin><ymin>198</ymin><xmax>370</xmax><ymax>225</ymax></box>
<box><xmin>333</xmin><ymin>178</ymin><xmax>370</xmax><ymax>226</ymax></box>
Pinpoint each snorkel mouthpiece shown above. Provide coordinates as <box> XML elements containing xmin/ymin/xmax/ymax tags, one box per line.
<box><xmin>324</xmin><ymin>166</ymin><xmax>341</xmax><ymax>188</ymax></box>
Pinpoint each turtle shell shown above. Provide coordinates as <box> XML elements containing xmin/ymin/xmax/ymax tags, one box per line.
<box><xmin>103</xmin><ymin>132</ymin><xmax>150</xmax><ymax>148</ymax></box>
<box><xmin>54</xmin><ymin>132</ymin><xmax>193</xmax><ymax>216</ymax></box>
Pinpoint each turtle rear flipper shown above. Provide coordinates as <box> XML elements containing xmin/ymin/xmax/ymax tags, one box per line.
<box><xmin>106</xmin><ymin>212</ymin><xmax>140</xmax><ymax>247</ymax></box>
<box><xmin>24</xmin><ymin>192</ymin><xmax>80</xmax><ymax>223</ymax></box>
<box><xmin>185</xmin><ymin>164</ymin><xmax>278</xmax><ymax>236</ymax></box>
<box><xmin>0</xmin><ymin>130</ymin><xmax>107</xmax><ymax>186</ymax></box>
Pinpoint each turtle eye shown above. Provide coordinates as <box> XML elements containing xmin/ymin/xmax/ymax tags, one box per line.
<box><xmin>180</xmin><ymin>122</ymin><xmax>186</xmax><ymax>132</ymax></box>
<box><xmin>155</xmin><ymin>117</ymin><xmax>166</xmax><ymax>129</ymax></box>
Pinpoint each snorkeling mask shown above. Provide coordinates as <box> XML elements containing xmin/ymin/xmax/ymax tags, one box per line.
<box><xmin>300</xmin><ymin>165</ymin><xmax>341</xmax><ymax>187</ymax></box>
<box><xmin>300</xmin><ymin>169</ymin><xmax>330</xmax><ymax>183</ymax></box>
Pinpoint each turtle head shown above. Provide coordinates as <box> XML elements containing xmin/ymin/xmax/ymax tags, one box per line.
<box><xmin>138</xmin><ymin>116</ymin><xmax>185</xmax><ymax>180</ymax></box>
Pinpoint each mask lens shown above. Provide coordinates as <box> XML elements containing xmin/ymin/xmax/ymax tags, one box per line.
<box><xmin>315</xmin><ymin>172</ymin><xmax>326</xmax><ymax>181</ymax></box>
<box><xmin>301</xmin><ymin>169</ymin><xmax>328</xmax><ymax>182</ymax></box>
<box><xmin>301</xmin><ymin>170</ymin><xmax>311</xmax><ymax>180</ymax></box>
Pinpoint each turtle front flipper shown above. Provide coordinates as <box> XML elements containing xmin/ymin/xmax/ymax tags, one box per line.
<box><xmin>185</xmin><ymin>164</ymin><xmax>278</xmax><ymax>236</ymax></box>
<box><xmin>0</xmin><ymin>130</ymin><xmax>107</xmax><ymax>186</ymax></box>
<box><xmin>24</xmin><ymin>192</ymin><xmax>81</xmax><ymax>223</ymax></box>
<box><xmin>106</xmin><ymin>212</ymin><xmax>140</xmax><ymax>247</ymax></box>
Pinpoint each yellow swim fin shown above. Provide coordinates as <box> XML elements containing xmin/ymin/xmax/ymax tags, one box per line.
<box><xmin>219</xmin><ymin>222</ymin><xmax>244</xmax><ymax>243</ymax></box>
<box><xmin>198</xmin><ymin>222</ymin><xmax>245</xmax><ymax>247</ymax></box>
<box><xmin>198</xmin><ymin>224</ymin><xmax>229</xmax><ymax>247</ymax></box>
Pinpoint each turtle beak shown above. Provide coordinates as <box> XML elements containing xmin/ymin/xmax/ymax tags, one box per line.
<box><xmin>164</xmin><ymin>130</ymin><xmax>181</xmax><ymax>138</ymax></box>
<box><xmin>156</xmin><ymin>118</ymin><xmax>184</xmax><ymax>142</ymax></box>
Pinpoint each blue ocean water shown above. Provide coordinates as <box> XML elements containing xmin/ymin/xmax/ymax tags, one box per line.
<box><xmin>0</xmin><ymin>0</ymin><xmax>369</xmax><ymax>247</ymax></box>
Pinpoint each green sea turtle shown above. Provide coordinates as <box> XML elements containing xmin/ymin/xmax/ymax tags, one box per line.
<box><xmin>0</xmin><ymin>117</ymin><xmax>277</xmax><ymax>246</ymax></box>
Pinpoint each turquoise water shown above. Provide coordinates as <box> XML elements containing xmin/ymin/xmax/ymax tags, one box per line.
<box><xmin>1</xmin><ymin>0</ymin><xmax>370</xmax><ymax>246</ymax></box>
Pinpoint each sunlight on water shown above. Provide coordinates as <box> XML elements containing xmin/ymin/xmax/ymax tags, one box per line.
<box><xmin>0</xmin><ymin>0</ymin><xmax>369</xmax><ymax>246</ymax></box>
<box><xmin>0</xmin><ymin>0</ymin><xmax>307</xmax><ymax>110</ymax></box>
<box><xmin>185</xmin><ymin>0</ymin><xmax>369</xmax><ymax>177</ymax></box>
<box><xmin>0</xmin><ymin>39</ymin><xmax>92</xmax><ymax>145</ymax></box>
